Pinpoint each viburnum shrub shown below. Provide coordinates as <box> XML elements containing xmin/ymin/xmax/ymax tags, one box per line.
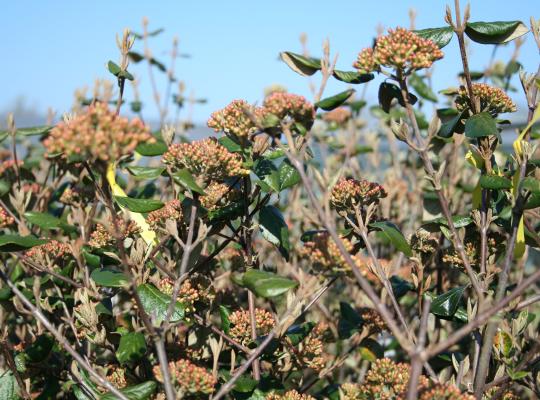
<box><xmin>1</xmin><ymin>3</ymin><xmax>540</xmax><ymax>400</ymax></box>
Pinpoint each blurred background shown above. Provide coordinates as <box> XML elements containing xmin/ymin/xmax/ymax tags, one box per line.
<box><xmin>0</xmin><ymin>0</ymin><xmax>537</xmax><ymax>128</ymax></box>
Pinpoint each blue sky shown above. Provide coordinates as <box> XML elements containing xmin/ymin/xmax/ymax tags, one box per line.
<box><xmin>1</xmin><ymin>0</ymin><xmax>537</xmax><ymax>125</ymax></box>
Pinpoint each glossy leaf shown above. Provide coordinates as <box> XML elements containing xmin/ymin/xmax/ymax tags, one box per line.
<box><xmin>279</xmin><ymin>51</ymin><xmax>321</xmax><ymax>76</ymax></box>
<box><xmin>316</xmin><ymin>89</ymin><xmax>355</xmax><ymax>111</ymax></box>
<box><xmin>242</xmin><ymin>269</ymin><xmax>297</xmax><ymax>298</ymax></box>
<box><xmin>116</xmin><ymin>332</ymin><xmax>147</xmax><ymax>364</ymax></box>
<box><xmin>101</xmin><ymin>381</ymin><xmax>157</xmax><ymax>400</ymax></box>
<box><xmin>438</xmin><ymin>111</ymin><xmax>465</xmax><ymax>138</ymax></box>
<box><xmin>135</xmin><ymin>140</ymin><xmax>168</xmax><ymax>156</ymax></box>
<box><xmin>91</xmin><ymin>269</ymin><xmax>129</xmax><ymax>287</ymax></box>
<box><xmin>464</xmin><ymin>112</ymin><xmax>498</xmax><ymax>139</ymax></box>
<box><xmin>465</xmin><ymin>21</ymin><xmax>529</xmax><ymax>44</ymax></box>
<box><xmin>285</xmin><ymin>322</ymin><xmax>316</xmax><ymax>346</ymax></box>
<box><xmin>0</xmin><ymin>235</ymin><xmax>48</xmax><ymax>252</ymax></box>
<box><xmin>370</xmin><ymin>221</ymin><xmax>412</xmax><ymax>256</ymax></box>
<box><xmin>414</xmin><ymin>26</ymin><xmax>454</xmax><ymax>48</ymax></box>
<box><xmin>24</xmin><ymin>211</ymin><xmax>74</xmax><ymax>232</ymax></box>
<box><xmin>259</xmin><ymin>205</ymin><xmax>290</xmax><ymax>259</ymax></box>
<box><xmin>479</xmin><ymin>175</ymin><xmax>512</xmax><ymax>190</ymax></box>
<box><xmin>114</xmin><ymin>196</ymin><xmax>164</xmax><ymax>213</ymax></box>
<box><xmin>522</xmin><ymin>177</ymin><xmax>540</xmax><ymax>194</ymax></box>
<box><xmin>338</xmin><ymin>302</ymin><xmax>363</xmax><ymax>339</ymax></box>
<box><xmin>136</xmin><ymin>284</ymin><xmax>185</xmax><ymax>324</ymax></box>
<box><xmin>430</xmin><ymin>287</ymin><xmax>465</xmax><ymax>318</ymax></box>
<box><xmin>278</xmin><ymin>159</ymin><xmax>300</xmax><ymax>190</ymax></box>
<box><xmin>332</xmin><ymin>70</ymin><xmax>374</xmax><ymax>84</ymax></box>
<box><xmin>173</xmin><ymin>169</ymin><xmax>206</xmax><ymax>194</ymax></box>
<box><xmin>219</xmin><ymin>305</ymin><xmax>231</xmax><ymax>334</ymax></box>
<box><xmin>409</xmin><ymin>73</ymin><xmax>437</xmax><ymax>102</ymax></box>
<box><xmin>126</xmin><ymin>166</ymin><xmax>165</xmax><ymax>180</ymax></box>
<box><xmin>378</xmin><ymin>82</ymin><xmax>417</xmax><ymax>113</ymax></box>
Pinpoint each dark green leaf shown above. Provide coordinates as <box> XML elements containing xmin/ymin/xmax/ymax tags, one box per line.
<box><xmin>101</xmin><ymin>381</ymin><xmax>157</xmax><ymax>400</ymax></box>
<box><xmin>219</xmin><ymin>305</ymin><xmax>231</xmax><ymax>334</ymax></box>
<box><xmin>522</xmin><ymin>177</ymin><xmax>540</xmax><ymax>194</ymax></box>
<box><xmin>242</xmin><ymin>269</ymin><xmax>297</xmax><ymax>298</ymax></box>
<box><xmin>464</xmin><ymin>112</ymin><xmax>498</xmax><ymax>139</ymax></box>
<box><xmin>254</xmin><ymin>159</ymin><xmax>280</xmax><ymax>193</ymax></box>
<box><xmin>409</xmin><ymin>74</ymin><xmax>437</xmax><ymax>102</ymax></box>
<box><xmin>0</xmin><ymin>235</ymin><xmax>48</xmax><ymax>252</ymax></box>
<box><xmin>25</xmin><ymin>335</ymin><xmax>54</xmax><ymax>363</ymax></box>
<box><xmin>107</xmin><ymin>61</ymin><xmax>121</xmax><ymax>76</ymax></box>
<box><xmin>414</xmin><ymin>27</ymin><xmax>454</xmax><ymax>48</ymax></box>
<box><xmin>390</xmin><ymin>276</ymin><xmax>414</xmax><ymax>298</ymax></box>
<box><xmin>278</xmin><ymin>159</ymin><xmax>300</xmax><ymax>190</ymax></box>
<box><xmin>430</xmin><ymin>287</ymin><xmax>465</xmax><ymax>318</ymax></box>
<box><xmin>332</xmin><ymin>70</ymin><xmax>374</xmax><ymax>84</ymax></box>
<box><xmin>172</xmin><ymin>169</ymin><xmax>206</xmax><ymax>195</ymax></box>
<box><xmin>300</xmin><ymin>230</ymin><xmax>327</xmax><ymax>242</ymax></box>
<box><xmin>378</xmin><ymin>82</ymin><xmax>417</xmax><ymax>113</ymax></box>
<box><xmin>369</xmin><ymin>221</ymin><xmax>412</xmax><ymax>256</ymax></box>
<box><xmin>338</xmin><ymin>302</ymin><xmax>363</xmax><ymax>339</ymax></box>
<box><xmin>279</xmin><ymin>52</ymin><xmax>321</xmax><ymax>76</ymax></box>
<box><xmin>91</xmin><ymin>269</ymin><xmax>129</xmax><ymax>287</ymax></box>
<box><xmin>116</xmin><ymin>332</ymin><xmax>147</xmax><ymax>364</ymax></box>
<box><xmin>136</xmin><ymin>284</ymin><xmax>185</xmax><ymax>324</ymax></box>
<box><xmin>0</xmin><ymin>370</ymin><xmax>19</xmax><ymax>400</ymax></box>
<box><xmin>114</xmin><ymin>196</ymin><xmax>164</xmax><ymax>213</ymax></box>
<box><xmin>285</xmin><ymin>322</ymin><xmax>316</xmax><ymax>346</ymax></box>
<box><xmin>438</xmin><ymin>111</ymin><xmax>464</xmax><ymax>138</ymax></box>
<box><xmin>24</xmin><ymin>211</ymin><xmax>74</xmax><ymax>232</ymax></box>
<box><xmin>315</xmin><ymin>89</ymin><xmax>355</xmax><ymax>111</ymax></box>
<box><xmin>218</xmin><ymin>136</ymin><xmax>242</xmax><ymax>153</ymax></box>
<box><xmin>233</xmin><ymin>375</ymin><xmax>258</xmax><ymax>393</ymax></box>
<box><xmin>259</xmin><ymin>205</ymin><xmax>290</xmax><ymax>259</ymax></box>
<box><xmin>479</xmin><ymin>175</ymin><xmax>512</xmax><ymax>190</ymax></box>
<box><xmin>135</xmin><ymin>140</ymin><xmax>168</xmax><ymax>156</ymax></box>
<box><xmin>126</xmin><ymin>166</ymin><xmax>165</xmax><ymax>180</ymax></box>
<box><xmin>13</xmin><ymin>126</ymin><xmax>53</xmax><ymax>137</ymax></box>
<box><xmin>465</xmin><ymin>21</ymin><xmax>529</xmax><ymax>44</ymax></box>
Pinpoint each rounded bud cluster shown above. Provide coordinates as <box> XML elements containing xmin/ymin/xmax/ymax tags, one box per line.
<box><xmin>443</xmin><ymin>231</ymin><xmax>504</xmax><ymax>269</ymax></box>
<box><xmin>162</xmin><ymin>138</ymin><xmax>250</xmax><ymax>182</ymax></box>
<box><xmin>263</xmin><ymin>92</ymin><xmax>315</xmax><ymax>126</ymax></box>
<box><xmin>229</xmin><ymin>308</ymin><xmax>275</xmax><ymax>345</ymax></box>
<box><xmin>106</xmin><ymin>366</ymin><xmax>127</xmax><ymax>389</ymax></box>
<box><xmin>89</xmin><ymin>219</ymin><xmax>141</xmax><ymax>248</ymax></box>
<box><xmin>322</xmin><ymin>107</ymin><xmax>352</xmax><ymax>126</ymax></box>
<box><xmin>359</xmin><ymin>308</ymin><xmax>385</xmax><ymax>335</ymax></box>
<box><xmin>0</xmin><ymin>207</ymin><xmax>14</xmax><ymax>229</ymax></box>
<box><xmin>207</xmin><ymin>99</ymin><xmax>261</xmax><ymax>139</ymax></box>
<box><xmin>295</xmin><ymin>323</ymin><xmax>327</xmax><ymax>371</ymax></box>
<box><xmin>330</xmin><ymin>178</ymin><xmax>387</xmax><ymax>214</ymax></box>
<box><xmin>158</xmin><ymin>275</ymin><xmax>215</xmax><ymax>314</ymax></box>
<box><xmin>418</xmin><ymin>383</ymin><xmax>475</xmax><ymax>400</ymax></box>
<box><xmin>25</xmin><ymin>240</ymin><xmax>71</xmax><ymax>262</ymax></box>
<box><xmin>218</xmin><ymin>246</ymin><xmax>245</xmax><ymax>271</ymax></box>
<box><xmin>147</xmin><ymin>199</ymin><xmax>183</xmax><ymax>228</ymax></box>
<box><xmin>153</xmin><ymin>359</ymin><xmax>217</xmax><ymax>395</ymax></box>
<box><xmin>44</xmin><ymin>102</ymin><xmax>154</xmax><ymax>163</ymax></box>
<box><xmin>299</xmin><ymin>231</ymin><xmax>362</xmax><ymax>275</ymax></box>
<box><xmin>200</xmin><ymin>182</ymin><xmax>240</xmax><ymax>211</ymax></box>
<box><xmin>266</xmin><ymin>390</ymin><xmax>315</xmax><ymax>400</ymax></box>
<box><xmin>354</xmin><ymin>27</ymin><xmax>443</xmax><ymax>73</ymax></box>
<box><xmin>455</xmin><ymin>83</ymin><xmax>516</xmax><ymax>116</ymax></box>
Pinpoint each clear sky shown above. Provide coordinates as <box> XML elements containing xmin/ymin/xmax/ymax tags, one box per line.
<box><xmin>0</xmin><ymin>0</ymin><xmax>538</xmax><ymax>125</ymax></box>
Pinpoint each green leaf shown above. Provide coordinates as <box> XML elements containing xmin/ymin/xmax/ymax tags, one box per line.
<box><xmin>285</xmin><ymin>322</ymin><xmax>316</xmax><ymax>346</ymax></box>
<box><xmin>479</xmin><ymin>175</ymin><xmax>512</xmax><ymax>190</ymax></box>
<box><xmin>522</xmin><ymin>177</ymin><xmax>540</xmax><ymax>194</ymax></box>
<box><xmin>390</xmin><ymin>276</ymin><xmax>414</xmax><ymax>298</ymax></box>
<box><xmin>242</xmin><ymin>269</ymin><xmax>297</xmax><ymax>298</ymax></box>
<box><xmin>0</xmin><ymin>235</ymin><xmax>48</xmax><ymax>252</ymax></box>
<box><xmin>465</xmin><ymin>21</ymin><xmax>529</xmax><ymax>44</ymax></box>
<box><xmin>107</xmin><ymin>61</ymin><xmax>121</xmax><ymax>76</ymax></box>
<box><xmin>300</xmin><ymin>230</ymin><xmax>327</xmax><ymax>242</ymax></box>
<box><xmin>278</xmin><ymin>159</ymin><xmax>300</xmax><ymax>190</ymax></box>
<box><xmin>259</xmin><ymin>205</ymin><xmax>290</xmax><ymax>259</ymax></box>
<box><xmin>0</xmin><ymin>370</ymin><xmax>20</xmax><ymax>400</ymax></box>
<box><xmin>25</xmin><ymin>334</ymin><xmax>54</xmax><ymax>363</ymax></box>
<box><xmin>332</xmin><ymin>70</ymin><xmax>374</xmax><ymax>84</ymax></box>
<box><xmin>378</xmin><ymin>82</ymin><xmax>417</xmax><ymax>113</ymax></box>
<box><xmin>218</xmin><ymin>136</ymin><xmax>242</xmax><ymax>153</ymax></box>
<box><xmin>0</xmin><ymin>180</ymin><xmax>10</xmax><ymax>196</ymax></box>
<box><xmin>219</xmin><ymin>305</ymin><xmax>231</xmax><ymax>334</ymax></box>
<box><xmin>369</xmin><ymin>221</ymin><xmax>412</xmax><ymax>256</ymax></box>
<box><xmin>338</xmin><ymin>302</ymin><xmax>363</xmax><ymax>339</ymax></box>
<box><xmin>24</xmin><ymin>211</ymin><xmax>74</xmax><ymax>232</ymax></box>
<box><xmin>135</xmin><ymin>140</ymin><xmax>168</xmax><ymax>156</ymax></box>
<box><xmin>409</xmin><ymin>74</ymin><xmax>437</xmax><ymax>102</ymax></box>
<box><xmin>116</xmin><ymin>332</ymin><xmax>147</xmax><ymax>364</ymax></box>
<box><xmin>172</xmin><ymin>169</ymin><xmax>206</xmax><ymax>195</ymax></box>
<box><xmin>254</xmin><ymin>159</ymin><xmax>280</xmax><ymax>193</ymax></box>
<box><xmin>464</xmin><ymin>112</ymin><xmax>499</xmax><ymax>139</ymax></box>
<box><xmin>430</xmin><ymin>287</ymin><xmax>465</xmax><ymax>318</ymax></box>
<box><xmin>279</xmin><ymin>51</ymin><xmax>321</xmax><ymax>76</ymax></box>
<box><xmin>10</xmin><ymin>126</ymin><xmax>53</xmax><ymax>137</ymax></box>
<box><xmin>414</xmin><ymin>26</ymin><xmax>454</xmax><ymax>48</ymax></box>
<box><xmin>438</xmin><ymin>111</ymin><xmax>465</xmax><ymax>138</ymax></box>
<box><xmin>428</xmin><ymin>215</ymin><xmax>473</xmax><ymax>229</ymax></box>
<box><xmin>101</xmin><ymin>381</ymin><xmax>157</xmax><ymax>400</ymax></box>
<box><xmin>358</xmin><ymin>338</ymin><xmax>384</xmax><ymax>361</ymax></box>
<box><xmin>126</xmin><ymin>166</ymin><xmax>165</xmax><ymax>180</ymax></box>
<box><xmin>91</xmin><ymin>269</ymin><xmax>129</xmax><ymax>287</ymax></box>
<box><xmin>136</xmin><ymin>284</ymin><xmax>185</xmax><ymax>324</ymax></box>
<box><xmin>315</xmin><ymin>89</ymin><xmax>355</xmax><ymax>111</ymax></box>
<box><xmin>233</xmin><ymin>375</ymin><xmax>258</xmax><ymax>393</ymax></box>
<box><xmin>114</xmin><ymin>196</ymin><xmax>164</xmax><ymax>213</ymax></box>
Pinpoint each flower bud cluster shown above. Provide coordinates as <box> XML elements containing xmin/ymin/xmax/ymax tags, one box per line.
<box><xmin>330</xmin><ymin>178</ymin><xmax>387</xmax><ymax>213</ymax></box>
<box><xmin>153</xmin><ymin>359</ymin><xmax>217</xmax><ymax>395</ymax></box>
<box><xmin>44</xmin><ymin>102</ymin><xmax>154</xmax><ymax>162</ymax></box>
<box><xmin>263</xmin><ymin>92</ymin><xmax>314</xmax><ymax>126</ymax></box>
<box><xmin>218</xmin><ymin>246</ymin><xmax>245</xmax><ymax>271</ymax></box>
<box><xmin>25</xmin><ymin>240</ymin><xmax>71</xmax><ymax>262</ymax></box>
<box><xmin>229</xmin><ymin>308</ymin><xmax>275</xmax><ymax>345</ymax></box>
<box><xmin>106</xmin><ymin>366</ymin><xmax>127</xmax><ymax>389</ymax></box>
<box><xmin>0</xmin><ymin>207</ymin><xmax>14</xmax><ymax>229</ymax></box>
<box><xmin>442</xmin><ymin>231</ymin><xmax>504</xmax><ymax>268</ymax></box>
<box><xmin>147</xmin><ymin>199</ymin><xmax>183</xmax><ymax>228</ymax></box>
<box><xmin>266</xmin><ymin>390</ymin><xmax>315</xmax><ymax>400</ymax></box>
<box><xmin>359</xmin><ymin>307</ymin><xmax>386</xmax><ymax>335</ymax></box>
<box><xmin>89</xmin><ymin>219</ymin><xmax>141</xmax><ymax>248</ymax></box>
<box><xmin>207</xmin><ymin>99</ymin><xmax>261</xmax><ymax>139</ymax></box>
<box><xmin>162</xmin><ymin>138</ymin><xmax>249</xmax><ymax>182</ymax></box>
<box><xmin>354</xmin><ymin>27</ymin><xmax>443</xmax><ymax>73</ymax></box>
<box><xmin>455</xmin><ymin>83</ymin><xmax>516</xmax><ymax>116</ymax></box>
<box><xmin>157</xmin><ymin>275</ymin><xmax>214</xmax><ymax>313</ymax></box>
<box><xmin>295</xmin><ymin>323</ymin><xmax>327</xmax><ymax>371</ymax></box>
<box><xmin>200</xmin><ymin>182</ymin><xmax>240</xmax><ymax>211</ymax></box>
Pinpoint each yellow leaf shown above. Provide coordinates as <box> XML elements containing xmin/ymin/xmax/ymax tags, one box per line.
<box><xmin>466</xmin><ymin>149</ymin><xmax>484</xmax><ymax>169</ymax></box>
<box><xmin>472</xmin><ymin>180</ymin><xmax>482</xmax><ymax>209</ymax></box>
<box><xmin>106</xmin><ymin>163</ymin><xmax>156</xmax><ymax>246</ymax></box>
<box><xmin>514</xmin><ymin>106</ymin><xmax>540</xmax><ymax>156</ymax></box>
<box><xmin>514</xmin><ymin>216</ymin><xmax>525</xmax><ymax>259</ymax></box>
